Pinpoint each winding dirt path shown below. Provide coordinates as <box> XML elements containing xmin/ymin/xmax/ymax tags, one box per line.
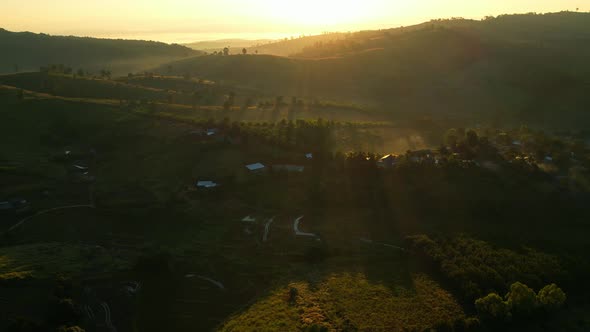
<box><xmin>294</xmin><ymin>216</ymin><xmax>316</xmax><ymax>237</ymax></box>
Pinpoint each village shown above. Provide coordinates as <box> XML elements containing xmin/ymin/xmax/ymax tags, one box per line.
<box><xmin>1</xmin><ymin>115</ymin><xmax>589</xmax><ymax>332</ymax></box>
<box><xmin>3</xmin><ymin>123</ymin><xmax>589</xmax><ymax>235</ymax></box>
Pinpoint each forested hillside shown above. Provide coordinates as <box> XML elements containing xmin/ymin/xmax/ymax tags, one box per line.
<box><xmin>157</xmin><ymin>12</ymin><xmax>590</xmax><ymax>129</ymax></box>
<box><xmin>0</xmin><ymin>28</ymin><xmax>200</xmax><ymax>75</ymax></box>
<box><xmin>246</xmin><ymin>33</ymin><xmax>346</xmax><ymax>56</ymax></box>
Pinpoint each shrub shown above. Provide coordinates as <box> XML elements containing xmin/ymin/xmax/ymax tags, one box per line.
<box><xmin>537</xmin><ymin>283</ymin><xmax>566</xmax><ymax>311</ymax></box>
<box><xmin>475</xmin><ymin>293</ymin><xmax>511</xmax><ymax>321</ymax></box>
<box><xmin>288</xmin><ymin>287</ymin><xmax>298</xmax><ymax>304</ymax></box>
<box><xmin>405</xmin><ymin>235</ymin><xmax>563</xmax><ymax>301</ymax></box>
<box><xmin>463</xmin><ymin>317</ymin><xmax>481</xmax><ymax>331</ymax></box>
<box><xmin>505</xmin><ymin>282</ymin><xmax>538</xmax><ymax>314</ymax></box>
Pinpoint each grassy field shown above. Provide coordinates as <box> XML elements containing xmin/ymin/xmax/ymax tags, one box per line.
<box><xmin>0</xmin><ymin>242</ymin><xmax>130</xmax><ymax>281</ymax></box>
<box><xmin>220</xmin><ymin>271</ymin><xmax>464</xmax><ymax>332</ymax></box>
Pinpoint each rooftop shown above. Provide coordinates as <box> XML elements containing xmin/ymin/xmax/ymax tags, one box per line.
<box><xmin>197</xmin><ymin>180</ymin><xmax>219</xmax><ymax>188</ymax></box>
<box><xmin>245</xmin><ymin>163</ymin><xmax>265</xmax><ymax>171</ymax></box>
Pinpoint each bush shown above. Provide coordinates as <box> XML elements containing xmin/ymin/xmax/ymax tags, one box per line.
<box><xmin>505</xmin><ymin>282</ymin><xmax>538</xmax><ymax>314</ymax></box>
<box><xmin>463</xmin><ymin>317</ymin><xmax>481</xmax><ymax>331</ymax></box>
<box><xmin>537</xmin><ymin>283</ymin><xmax>566</xmax><ymax>311</ymax></box>
<box><xmin>405</xmin><ymin>235</ymin><xmax>563</xmax><ymax>300</ymax></box>
<box><xmin>475</xmin><ymin>293</ymin><xmax>511</xmax><ymax>321</ymax></box>
<box><xmin>288</xmin><ymin>287</ymin><xmax>299</xmax><ymax>304</ymax></box>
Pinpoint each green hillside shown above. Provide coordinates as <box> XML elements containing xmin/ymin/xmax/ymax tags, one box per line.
<box><xmin>156</xmin><ymin>12</ymin><xmax>590</xmax><ymax>129</ymax></box>
<box><xmin>246</xmin><ymin>33</ymin><xmax>347</xmax><ymax>56</ymax></box>
<box><xmin>0</xmin><ymin>28</ymin><xmax>200</xmax><ymax>75</ymax></box>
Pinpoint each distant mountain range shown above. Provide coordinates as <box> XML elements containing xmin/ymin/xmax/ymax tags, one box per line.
<box><xmin>184</xmin><ymin>39</ymin><xmax>274</xmax><ymax>53</ymax></box>
<box><xmin>0</xmin><ymin>29</ymin><xmax>200</xmax><ymax>75</ymax></box>
<box><xmin>183</xmin><ymin>34</ymin><xmax>348</xmax><ymax>57</ymax></box>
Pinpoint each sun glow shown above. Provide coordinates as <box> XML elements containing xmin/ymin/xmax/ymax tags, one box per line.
<box><xmin>263</xmin><ymin>0</ymin><xmax>377</xmax><ymax>26</ymax></box>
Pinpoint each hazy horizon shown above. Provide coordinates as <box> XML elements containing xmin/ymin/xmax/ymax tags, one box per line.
<box><xmin>2</xmin><ymin>0</ymin><xmax>587</xmax><ymax>44</ymax></box>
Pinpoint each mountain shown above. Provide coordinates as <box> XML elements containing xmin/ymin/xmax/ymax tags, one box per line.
<box><xmin>184</xmin><ymin>39</ymin><xmax>274</xmax><ymax>53</ymax></box>
<box><xmin>246</xmin><ymin>32</ymin><xmax>347</xmax><ymax>56</ymax></box>
<box><xmin>156</xmin><ymin>12</ymin><xmax>590</xmax><ymax>128</ymax></box>
<box><xmin>0</xmin><ymin>28</ymin><xmax>200</xmax><ymax>75</ymax></box>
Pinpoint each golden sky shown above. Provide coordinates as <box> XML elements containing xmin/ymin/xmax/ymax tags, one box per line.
<box><xmin>1</xmin><ymin>0</ymin><xmax>586</xmax><ymax>42</ymax></box>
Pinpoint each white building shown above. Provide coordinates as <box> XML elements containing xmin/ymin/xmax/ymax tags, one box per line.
<box><xmin>245</xmin><ymin>163</ymin><xmax>266</xmax><ymax>172</ymax></box>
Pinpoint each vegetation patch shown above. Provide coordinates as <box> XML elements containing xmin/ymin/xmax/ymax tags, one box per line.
<box><xmin>220</xmin><ymin>273</ymin><xmax>464</xmax><ymax>332</ymax></box>
<box><xmin>0</xmin><ymin>242</ymin><xmax>130</xmax><ymax>282</ymax></box>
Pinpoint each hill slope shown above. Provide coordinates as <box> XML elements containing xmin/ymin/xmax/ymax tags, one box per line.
<box><xmin>157</xmin><ymin>12</ymin><xmax>590</xmax><ymax>129</ymax></box>
<box><xmin>184</xmin><ymin>38</ymin><xmax>274</xmax><ymax>53</ymax></box>
<box><xmin>0</xmin><ymin>28</ymin><xmax>200</xmax><ymax>75</ymax></box>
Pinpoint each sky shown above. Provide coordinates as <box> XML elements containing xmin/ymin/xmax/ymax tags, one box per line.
<box><xmin>1</xmin><ymin>0</ymin><xmax>587</xmax><ymax>43</ymax></box>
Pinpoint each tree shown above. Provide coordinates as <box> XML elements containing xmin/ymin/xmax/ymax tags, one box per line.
<box><xmin>99</xmin><ymin>69</ymin><xmax>111</xmax><ymax>80</ymax></box>
<box><xmin>288</xmin><ymin>287</ymin><xmax>298</xmax><ymax>304</ymax></box>
<box><xmin>445</xmin><ymin>128</ymin><xmax>459</xmax><ymax>147</ymax></box>
<box><xmin>537</xmin><ymin>284</ymin><xmax>566</xmax><ymax>311</ymax></box>
<box><xmin>505</xmin><ymin>282</ymin><xmax>538</xmax><ymax>314</ymax></box>
<box><xmin>77</xmin><ymin>69</ymin><xmax>84</xmax><ymax>77</ymax></box>
<box><xmin>242</xmin><ymin>48</ymin><xmax>247</xmax><ymax>55</ymax></box>
<box><xmin>223</xmin><ymin>47</ymin><xmax>230</xmax><ymax>56</ymax></box>
<box><xmin>274</xmin><ymin>96</ymin><xmax>284</xmax><ymax>110</ymax></box>
<box><xmin>243</xmin><ymin>97</ymin><xmax>254</xmax><ymax>110</ymax></box>
<box><xmin>466</xmin><ymin>130</ymin><xmax>479</xmax><ymax>147</ymax></box>
<box><xmin>223</xmin><ymin>92</ymin><xmax>235</xmax><ymax>111</ymax></box>
<box><xmin>475</xmin><ymin>293</ymin><xmax>511</xmax><ymax>320</ymax></box>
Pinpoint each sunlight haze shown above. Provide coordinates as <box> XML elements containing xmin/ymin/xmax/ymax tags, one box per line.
<box><xmin>1</xmin><ymin>0</ymin><xmax>587</xmax><ymax>42</ymax></box>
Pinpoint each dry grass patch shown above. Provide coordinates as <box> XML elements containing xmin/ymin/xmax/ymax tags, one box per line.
<box><xmin>219</xmin><ymin>272</ymin><xmax>464</xmax><ymax>332</ymax></box>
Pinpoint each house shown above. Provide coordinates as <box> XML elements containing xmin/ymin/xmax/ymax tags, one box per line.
<box><xmin>0</xmin><ymin>201</ymin><xmax>13</xmax><ymax>211</ymax></box>
<box><xmin>245</xmin><ymin>163</ymin><xmax>266</xmax><ymax>172</ymax></box>
<box><xmin>377</xmin><ymin>154</ymin><xmax>397</xmax><ymax>168</ymax></box>
<box><xmin>272</xmin><ymin>165</ymin><xmax>305</xmax><ymax>172</ymax></box>
<box><xmin>196</xmin><ymin>180</ymin><xmax>219</xmax><ymax>188</ymax></box>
